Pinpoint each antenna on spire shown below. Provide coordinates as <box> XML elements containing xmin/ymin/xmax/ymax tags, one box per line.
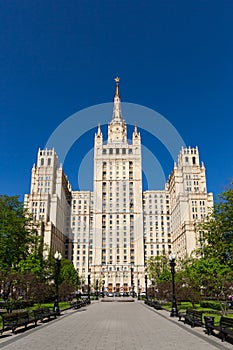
<box><xmin>114</xmin><ymin>76</ymin><xmax>120</xmax><ymax>97</ymax></box>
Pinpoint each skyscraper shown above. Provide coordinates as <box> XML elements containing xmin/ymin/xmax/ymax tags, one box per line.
<box><xmin>91</xmin><ymin>77</ymin><xmax>144</xmax><ymax>293</ymax></box>
<box><xmin>25</xmin><ymin>78</ymin><xmax>213</xmax><ymax>294</ymax></box>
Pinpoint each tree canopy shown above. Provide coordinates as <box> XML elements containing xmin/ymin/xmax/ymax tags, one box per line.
<box><xmin>0</xmin><ymin>195</ymin><xmax>80</xmax><ymax>305</ymax></box>
<box><xmin>198</xmin><ymin>183</ymin><xmax>233</xmax><ymax>265</ymax></box>
<box><xmin>0</xmin><ymin>195</ymin><xmax>39</xmax><ymax>270</ymax></box>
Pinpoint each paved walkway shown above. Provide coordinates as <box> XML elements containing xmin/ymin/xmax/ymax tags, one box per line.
<box><xmin>0</xmin><ymin>300</ymin><xmax>232</xmax><ymax>350</ymax></box>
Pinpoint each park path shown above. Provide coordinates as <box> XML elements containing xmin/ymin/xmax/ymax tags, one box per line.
<box><xmin>0</xmin><ymin>300</ymin><xmax>232</xmax><ymax>350</ymax></box>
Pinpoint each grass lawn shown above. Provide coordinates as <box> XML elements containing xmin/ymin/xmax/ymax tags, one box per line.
<box><xmin>29</xmin><ymin>301</ymin><xmax>71</xmax><ymax>310</ymax></box>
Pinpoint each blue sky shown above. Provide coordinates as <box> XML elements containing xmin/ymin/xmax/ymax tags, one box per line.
<box><xmin>0</xmin><ymin>0</ymin><xmax>232</xmax><ymax>201</ymax></box>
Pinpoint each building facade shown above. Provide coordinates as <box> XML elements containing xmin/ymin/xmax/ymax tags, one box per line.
<box><xmin>25</xmin><ymin>79</ymin><xmax>213</xmax><ymax>293</ymax></box>
<box><xmin>24</xmin><ymin>149</ymin><xmax>72</xmax><ymax>259</ymax></box>
<box><xmin>167</xmin><ymin>146</ymin><xmax>213</xmax><ymax>259</ymax></box>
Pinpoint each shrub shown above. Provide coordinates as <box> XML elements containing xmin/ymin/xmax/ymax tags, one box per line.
<box><xmin>200</xmin><ymin>300</ymin><xmax>222</xmax><ymax>310</ymax></box>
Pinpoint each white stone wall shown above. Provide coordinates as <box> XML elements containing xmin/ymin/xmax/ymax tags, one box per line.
<box><xmin>143</xmin><ymin>190</ymin><xmax>171</xmax><ymax>261</ymax></box>
<box><xmin>71</xmin><ymin>191</ymin><xmax>92</xmax><ymax>280</ymax></box>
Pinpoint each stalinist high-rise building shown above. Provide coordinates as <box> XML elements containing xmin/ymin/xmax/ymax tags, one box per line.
<box><xmin>25</xmin><ymin>78</ymin><xmax>213</xmax><ymax>294</ymax></box>
<box><xmin>92</xmin><ymin>77</ymin><xmax>144</xmax><ymax>293</ymax></box>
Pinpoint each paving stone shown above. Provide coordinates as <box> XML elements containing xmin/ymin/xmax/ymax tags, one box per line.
<box><xmin>0</xmin><ymin>301</ymin><xmax>232</xmax><ymax>350</ymax></box>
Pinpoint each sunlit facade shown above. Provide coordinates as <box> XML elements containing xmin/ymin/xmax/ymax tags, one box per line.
<box><xmin>25</xmin><ymin>79</ymin><xmax>213</xmax><ymax>293</ymax></box>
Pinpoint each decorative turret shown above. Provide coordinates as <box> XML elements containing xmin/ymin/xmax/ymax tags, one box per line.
<box><xmin>178</xmin><ymin>146</ymin><xmax>200</xmax><ymax>168</ymax></box>
<box><xmin>95</xmin><ymin>123</ymin><xmax>103</xmax><ymax>145</ymax></box>
<box><xmin>132</xmin><ymin>124</ymin><xmax>141</xmax><ymax>145</ymax></box>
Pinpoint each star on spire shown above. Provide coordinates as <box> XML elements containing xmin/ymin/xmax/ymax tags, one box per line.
<box><xmin>114</xmin><ymin>76</ymin><xmax>120</xmax><ymax>96</ymax></box>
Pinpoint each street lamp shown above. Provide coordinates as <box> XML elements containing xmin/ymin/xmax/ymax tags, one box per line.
<box><xmin>169</xmin><ymin>252</ymin><xmax>178</xmax><ymax>317</ymax></box>
<box><xmin>130</xmin><ymin>264</ymin><xmax>134</xmax><ymax>297</ymax></box>
<box><xmin>53</xmin><ymin>251</ymin><xmax>62</xmax><ymax>315</ymax></box>
<box><xmin>145</xmin><ymin>272</ymin><xmax>148</xmax><ymax>302</ymax></box>
<box><xmin>87</xmin><ymin>272</ymin><xmax>91</xmax><ymax>304</ymax></box>
<box><xmin>102</xmin><ymin>280</ymin><xmax>105</xmax><ymax>297</ymax></box>
<box><xmin>137</xmin><ymin>279</ymin><xmax>140</xmax><ymax>300</ymax></box>
<box><xmin>95</xmin><ymin>279</ymin><xmax>99</xmax><ymax>300</ymax></box>
<box><xmin>150</xmin><ymin>277</ymin><xmax>155</xmax><ymax>300</ymax></box>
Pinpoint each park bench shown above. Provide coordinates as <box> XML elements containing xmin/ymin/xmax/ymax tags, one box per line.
<box><xmin>16</xmin><ymin>311</ymin><xmax>31</xmax><ymax>331</ymax></box>
<box><xmin>182</xmin><ymin>309</ymin><xmax>203</xmax><ymax>328</ymax></box>
<box><xmin>0</xmin><ymin>311</ymin><xmax>32</xmax><ymax>334</ymax></box>
<box><xmin>80</xmin><ymin>295</ymin><xmax>91</xmax><ymax>304</ymax></box>
<box><xmin>0</xmin><ymin>312</ymin><xmax>18</xmax><ymax>334</ymax></box>
<box><xmin>21</xmin><ymin>307</ymin><xmax>56</xmax><ymax>326</ymax></box>
<box><xmin>32</xmin><ymin>308</ymin><xmax>46</xmax><ymax>325</ymax></box>
<box><xmin>72</xmin><ymin>300</ymin><xmax>88</xmax><ymax>309</ymax></box>
<box><xmin>205</xmin><ymin>316</ymin><xmax>233</xmax><ymax>342</ymax></box>
<box><xmin>0</xmin><ymin>307</ymin><xmax>57</xmax><ymax>335</ymax></box>
<box><xmin>144</xmin><ymin>299</ymin><xmax>162</xmax><ymax>310</ymax></box>
<box><xmin>0</xmin><ymin>301</ymin><xmax>6</xmax><ymax>310</ymax></box>
<box><xmin>71</xmin><ymin>300</ymin><xmax>83</xmax><ymax>309</ymax></box>
<box><xmin>39</xmin><ymin>307</ymin><xmax>57</xmax><ymax>321</ymax></box>
<box><xmin>151</xmin><ymin>301</ymin><xmax>162</xmax><ymax>310</ymax></box>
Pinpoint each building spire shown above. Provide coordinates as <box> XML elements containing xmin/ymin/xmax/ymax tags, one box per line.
<box><xmin>97</xmin><ymin>123</ymin><xmax>101</xmax><ymax>136</ymax></box>
<box><xmin>114</xmin><ymin>76</ymin><xmax>120</xmax><ymax>97</ymax></box>
<box><xmin>108</xmin><ymin>77</ymin><xmax>127</xmax><ymax>142</ymax></box>
<box><xmin>111</xmin><ymin>76</ymin><xmax>123</xmax><ymax>123</ymax></box>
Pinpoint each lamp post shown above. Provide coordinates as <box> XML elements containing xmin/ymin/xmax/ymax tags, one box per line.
<box><xmin>53</xmin><ymin>251</ymin><xmax>62</xmax><ymax>315</ymax></box>
<box><xmin>102</xmin><ymin>280</ymin><xmax>105</xmax><ymax>297</ymax></box>
<box><xmin>95</xmin><ymin>279</ymin><xmax>99</xmax><ymax>300</ymax></box>
<box><xmin>145</xmin><ymin>272</ymin><xmax>148</xmax><ymax>302</ymax></box>
<box><xmin>169</xmin><ymin>252</ymin><xmax>178</xmax><ymax>317</ymax></box>
<box><xmin>87</xmin><ymin>272</ymin><xmax>91</xmax><ymax>304</ymax></box>
<box><xmin>137</xmin><ymin>279</ymin><xmax>140</xmax><ymax>300</ymax></box>
<box><xmin>150</xmin><ymin>278</ymin><xmax>155</xmax><ymax>300</ymax></box>
<box><xmin>130</xmin><ymin>264</ymin><xmax>134</xmax><ymax>297</ymax></box>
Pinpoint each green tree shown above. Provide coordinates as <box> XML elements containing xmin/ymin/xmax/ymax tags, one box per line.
<box><xmin>18</xmin><ymin>253</ymin><xmax>47</xmax><ymax>278</ymax></box>
<box><xmin>51</xmin><ymin>258</ymin><xmax>80</xmax><ymax>301</ymax></box>
<box><xmin>193</xmin><ymin>257</ymin><xmax>233</xmax><ymax>313</ymax></box>
<box><xmin>146</xmin><ymin>255</ymin><xmax>170</xmax><ymax>284</ymax></box>
<box><xmin>178</xmin><ymin>257</ymin><xmax>233</xmax><ymax>313</ymax></box>
<box><xmin>60</xmin><ymin>258</ymin><xmax>80</xmax><ymax>288</ymax></box>
<box><xmin>146</xmin><ymin>256</ymin><xmax>171</xmax><ymax>300</ymax></box>
<box><xmin>175</xmin><ymin>258</ymin><xmax>203</xmax><ymax>306</ymax></box>
<box><xmin>198</xmin><ymin>183</ymin><xmax>233</xmax><ymax>265</ymax></box>
<box><xmin>0</xmin><ymin>195</ymin><xmax>38</xmax><ymax>270</ymax></box>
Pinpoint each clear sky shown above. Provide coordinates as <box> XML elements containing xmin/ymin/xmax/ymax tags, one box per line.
<box><xmin>1</xmin><ymin>0</ymin><xmax>232</xmax><ymax>201</ymax></box>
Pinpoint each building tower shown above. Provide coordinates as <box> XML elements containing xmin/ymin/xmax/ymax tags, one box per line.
<box><xmin>24</xmin><ymin>148</ymin><xmax>72</xmax><ymax>258</ymax></box>
<box><xmin>92</xmin><ymin>77</ymin><xmax>144</xmax><ymax>294</ymax></box>
<box><xmin>167</xmin><ymin>147</ymin><xmax>213</xmax><ymax>258</ymax></box>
